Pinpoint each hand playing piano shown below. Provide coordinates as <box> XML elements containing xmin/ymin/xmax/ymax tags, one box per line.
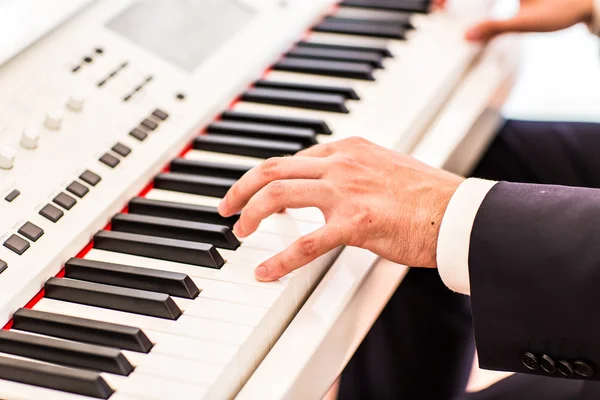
<box><xmin>218</xmin><ymin>137</ymin><xmax>464</xmax><ymax>282</ymax></box>
<box><xmin>436</xmin><ymin>0</ymin><xmax>594</xmax><ymax>42</ymax></box>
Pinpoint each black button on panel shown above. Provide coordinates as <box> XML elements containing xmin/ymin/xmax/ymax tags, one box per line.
<box><xmin>53</xmin><ymin>193</ymin><xmax>77</xmax><ymax>210</ymax></box>
<box><xmin>111</xmin><ymin>143</ymin><xmax>131</xmax><ymax>157</ymax></box>
<box><xmin>4</xmin><ymin>189</ymin><xmax>20</xmax><ymax>203</ymax></box>
<box><xmin>79</xmin><ymin>170</ymin><xmax>101</xmax><ymax>186</ymax></box>
<box><xmin>152</xmin><ymin>109</ymin><xmax>169</xmax><ymax>121</ymax></box>
<box><xmin>141</xmin><ymin>119</ymin><xmax>158</xmax><ymax>131</ymax></box>
<box><xmin>39</xmin><ymin>204</ymin><xmax>64</xmax><ymax>223</ymax></box>
<box><xmin>521</xmin><ymin>352</ymin><xmax>539</xmax><ymax>371</ymax></box>
<box><xmin>540</xmin><ymin>354</ymin><xmax>556</xmax><ymax>374</ymax></box>
<box><xmin>0</xmin><ymin>260</ymin><xmax>7</xmax><ymax>275</ymax></box>
<box><xmin>99</xmin><ymin>153</ymin><xmax>120</xmax><ymax>168</ymax></box>
<box><xmin>66</xmin><ymin>181</ymin><xmax>89</xmax><ymax>198</ymax></box>
<box><xmin>129</xmin><ymin>128</ymin><xmax>148</xmax><ymax>142</ymax></box>
<box><xmin>574</xmin><ymin>361</ymin><xmax>595</xmax><ymax>377</ymax></box>
<box><xmin>18</xmin><ymin>222</ymin><xmax>44</xmax><ymax>242</ymax></box>
<box><xmin>3</xmin><ymin>234</ymin><xmax>30</xmax><ymax>255</ymax></box>
<box><xmin>557</xmin><ymin>360</ymin><xmax>574</xmax><ymax>377</ymax></box>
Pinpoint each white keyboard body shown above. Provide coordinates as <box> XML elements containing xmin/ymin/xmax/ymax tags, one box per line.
<box><xmin>0</xmin><ymin>0</ymin><xmax>518</xmax><ymax>398</ymax></box>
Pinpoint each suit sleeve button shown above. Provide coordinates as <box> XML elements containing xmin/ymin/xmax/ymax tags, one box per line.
<box><xmin>557</xmin><ymin>360</ymin><xmax>574</xmax><ymax>377</ymax></box>
<box><xmin>574</xmin><ymin>361</ymin><xmax>594</xmax><ymax>377</ymax></box>
<box><xmin>521</xmin><ymin>352</ymin><xmax>539</xmax><ymax>371</ymax></box>
<box><xmin>540</xmin><ymin>355</ymin><xmax>556</xmax><ymax>374</ymax></box>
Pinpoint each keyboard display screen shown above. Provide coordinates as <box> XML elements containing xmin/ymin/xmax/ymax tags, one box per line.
<box><xmin>107</xmin><ymin>0</ymin><xmax>255</xmax><ymax>72</ymax></box>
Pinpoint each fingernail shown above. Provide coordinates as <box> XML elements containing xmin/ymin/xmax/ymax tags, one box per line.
<box><xmin>233</xmin><ymin>221</ymin><xmax>243</xmax><ymax>237</ymax></box>
<box><xmin>217</xmin><ymin>198</ymin><xmax>227</xmax><ymax>215</ymax></box>
<box><xmin>255</xmin><ymin>265</ymin><xmax>268</xmax><ymax>281</ymax></box>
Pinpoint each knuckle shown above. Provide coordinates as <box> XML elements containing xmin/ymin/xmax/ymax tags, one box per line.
<box><xmin>334</xmin><ymin>154</ymin><xmax>358</xmax><ymax>170</ymax></box>
<box><xmin>299</xmin><ymin>235</ymin><xmax>319</xmax><ymax>257</ymax></box>
<box><xmin>265</xmin><ymin>180</ymin><xmax>286</xmax><ymax>200</ymax></box>
<box><xmin>260</xmin><ymin>158</ymin><xmax>282</xmax><ymax>179</ymax></box>
<box><xmin>348</xmin><ymin>136</ymin><xmax>369</xmax><ymax>146</ymax></box>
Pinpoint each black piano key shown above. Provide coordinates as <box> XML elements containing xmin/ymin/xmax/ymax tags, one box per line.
<box><xmin>274</xmin><ymin>57</ymin><xmax>375</xmax><ymax>81</ymax></box>
<box><xmin>111</xmin><ymin>213</ymin><xmax>240</xmax><ymax>250</ymax></box>
<box><xmin>221</xmin><ymin>110</ymin><xmax>333</xmax><ymax>135</ymax></box>
<box><xmin>0</xmin><ymin>355</ymin><xmax>114</xmax><ymax>399</ymax></box>
<box><xmin>340</xmin><ymin>0</ymin><xmax>430</xmax><ymax>13</ymax></box>
<box><xmin>0</xmin><ymin>330</ymin><xmax>133</xmax><ymax>376</ymax></box>
<box><xmin>297</xmin><ymin>41</ymin><xmax>392</xmax><ymax>58</ymax></box>
<box><xmin>155</xmin><ymin>172</ymin><xmax>235</xmax><ymax>198</ymax></box>
<box><xmin>194</xmin><ymin>134</ymin><xmax>303</xmax><ymax>159</ymax></box>
<box><xmin>171</xmin><ymin>158</ymin><xmax>252</xmax><ymax>180</ymax></box>
<box><xmin>129</xmin><ymin>198</ymin><xmax>240</xmax><ymax>228</ymax></box>
<box><xmin>207</xmin><ymin>120</ymin><xmax>318</xmax><ymax>146</ymax></box>
<box><xmin>94</xmin><ymin>230</ymin><xmax>224</xmax><ymax>269</ymax></box>
<box><xmin>12</xmin><ymin>308</ymin><xmax>153</xmax><ymax>353</ymax></box>
<box><xmin>255</xmin><ymin>79</ymin><xmax>360</xmax><ymax>100</ymax></box>
<box><xmin>45</xmin><ymin>277</ymin><xmax>183</xmax><ymax>320</ymax></box>
<box><xmin>313</xmin><ymin>19</ymin><xmax>407</xmax><ymax>39</ymax></box>
<box><xmin>242</xmin><ymin>87</ymin><xmax>349</xmax><ymax>113</ymax></box>
<box><xmin>287</xmin><ymin>45</ymin><xmax>384</xmax><ymax>69</ymax></box>
<box><xmin>65</xmin><ymin>258</ymin><xmax>201</xmax><ymax>299</ymax></box>
<box><xmin>325</xmin><ymin>15</ymin><xmax>413</xmax><ymax>29</ymax></box>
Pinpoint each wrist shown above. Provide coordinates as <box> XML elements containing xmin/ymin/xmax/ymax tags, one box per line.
<box><xmin>414</xmin><ymin>173</ymin><xmax>464</xmax><ymax>267</ymax></box>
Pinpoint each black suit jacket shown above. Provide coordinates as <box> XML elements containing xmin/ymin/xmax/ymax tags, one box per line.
<box><xmin>469</xmin><ymin>181</ymin><xmax>600</xmax><ymax>380</ymax></box>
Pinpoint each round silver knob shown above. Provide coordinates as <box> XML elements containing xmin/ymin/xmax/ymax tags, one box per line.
<box><xmin>20</xmin><ymin>129</ymin><xmax>40</xmax><ymax>149</ymax></box>
<box><xmin>44</xmin><ymin>110</ymin><xmax>63</xmax><ymax>130</ymax></box>
<box><xmin>0</xmin><ymin>147</ymin><xmax>16</xmax><ymax>169</ymax></box>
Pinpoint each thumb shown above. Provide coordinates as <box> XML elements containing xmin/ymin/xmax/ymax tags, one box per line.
<box><xmin>465</xmin><ymin>17</ymin><xmax>529</xmax><ymax>41</ymax></box>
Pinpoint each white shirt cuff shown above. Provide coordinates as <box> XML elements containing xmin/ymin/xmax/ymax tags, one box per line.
<box><xmin>588</xmin><ymin>0</ymin><xmax>600</xmax><ymax>36</ymax></box>
<box><xmin>436</xmin><ymin>178</ymin><xmax>497</xmax><ymax>295</ymax></box>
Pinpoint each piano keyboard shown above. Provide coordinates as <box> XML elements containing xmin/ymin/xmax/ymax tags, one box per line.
<box><xmin>0</xmin><ymin>0</ymin><xmax>517</xmax><ymax>398</ymax></box>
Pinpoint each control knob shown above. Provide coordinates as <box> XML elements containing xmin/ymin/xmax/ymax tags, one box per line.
<box><xmin>44</xmin><ymin>110</ymin><xmax>63</xmax><ymax>130</ymax></box>
<box><xmin>20</xmin><ymin>129</ymin><xmax>40</xmax><ymax>149</ymax></box>
<box><xmin>0</xmin><ymin>147</ymin><xmax>16</xmax><ymax>170</ymax></box>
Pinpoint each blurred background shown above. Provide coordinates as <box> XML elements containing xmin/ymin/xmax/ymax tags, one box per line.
<box><xmin>505</xmin><ymin>25</ymin><xmax>600</xmax><ymax>122</ymax></box>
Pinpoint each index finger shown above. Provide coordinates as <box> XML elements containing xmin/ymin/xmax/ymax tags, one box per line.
<box><xmin>218</xmin><ymin>156</ymin><xmax>329</xmax><ymax>217</ymax></box>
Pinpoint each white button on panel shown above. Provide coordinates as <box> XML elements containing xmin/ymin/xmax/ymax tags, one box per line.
<box><xmin>20</xmin><ymin>129</ymin><xmax>40</xmax><ymax>149</ymax></box>
<box><xmin>0</xmin><ymin>147</ymin><xmax>16</xmax><ymax>169</ymax></box>
<box><xmin>66</xmin><ymin>94</ymin><xmax>84</xmax><ymax>112</ymax></box>
<box><xmin>44</xmin><ymin>110</ymin><xmax>63</xmax><ymax>130</ymax></box>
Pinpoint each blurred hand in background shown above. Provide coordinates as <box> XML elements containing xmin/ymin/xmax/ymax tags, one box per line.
<box><xmin>434</xmin><ymin>0</ymin><xmax>594</xmax><ymax>41</ymax></box>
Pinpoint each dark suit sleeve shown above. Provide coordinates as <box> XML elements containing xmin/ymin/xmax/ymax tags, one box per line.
<box><xmin>469</xmin><ymin>181</ymin><xmax>600</xmax><ymax>380</ymax></box>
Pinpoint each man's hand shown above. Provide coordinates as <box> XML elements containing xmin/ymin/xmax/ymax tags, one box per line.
<box><xmin>435</xmin><ymin>0</ymin><xmax>594</xmax><ymax>42</ymax></box>
<box><xmin>218</xmin><ymin>137</ymin><xmax>464</xmax><ymax>282</ymax></box>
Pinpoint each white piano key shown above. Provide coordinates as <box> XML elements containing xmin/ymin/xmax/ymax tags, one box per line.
<box><xmin>101</xmin><ymin>372</ymin><xmax>209</xmax><ymax>400</ymax></box>
<box><xmin>33</xmin><ymin>298</ymin><xmax>177</xmax><ymax>333</ymax></box>
<box><xmin>233</xmin><ymin>101</ymin><xmax>350</xmax><ymax>134</ymax></box>
<box><xmin>216</xmin><ymin>263</ymin><xmax>287</xmax><ymax>291</ymax></box>
<box><xmin>184</xmin><ymin>297</ymin><xmax>267</xmax><ymax>327</ymax></box>
<box><xmin>199</xmin><ymin>280</ymin><xmax>281</xmax><ymax>309</ymax></box>
<box><xmin>84</xmin><ymin>248</ymin><xmax>219</xmax><ymax>280</ymax></box>
<box><xmin>241</xmin><ymin>231</ymin><xmax>297</xmax><ymax>252</ymax></box>
<box><xmin>257</xmin><ymin>214</ymin><xmax>322</xmax><ymax>237</ymax></box>
<box><xmin>0</xmin><ymin>379</ymin><xmax>92</xmax><ymax>400</ymax></box>
<box><xmin>220</xmin><ymin>247</ymin><xmax>276</xmax><ymax>266</ymax></box>
<box><xmin>264</xmin><ymin>70</ymin><xmax>374</xmax><ymax>99</ymax></box>
<box><xmin>280</xmin><ymin>207</ymin><xmax>325</xmax><ymax>224</ymax></box>
<box><xmin>334</xmin><ymin>7</ymin><xmax>412</xmax><ymax>21</ymax></box>
<box><xmin>184</xmin><ymin>149</ymin><xmax>263</xmax><ymax>167</ymax></box>
<box><xmin>131</xmin><ymin>353</ymin><xmax>224</xmax><ymax>387</ymax></box>
<box><xmin>0</xmin><ymin>351</ymin><xmax>210</xmax><ymax>400</ymax></box>
<box><xmin>145</xmin><ymin>188</ymin><xmax>221</xmax><ymax>208</ymax></box>
<box><xmin>171</xmin><ymin>316</ymin><xmax>254</xmax><ymax>346</ymax></box>
<box><xmin>144</xmin><ymin>330</ymin><xmax>238</xmax><ymax>365</ymax></box>
<box><xmin>306</xmin><ymin>31</ymin><xmax>393</xmax><ymax>49</ymax></box>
